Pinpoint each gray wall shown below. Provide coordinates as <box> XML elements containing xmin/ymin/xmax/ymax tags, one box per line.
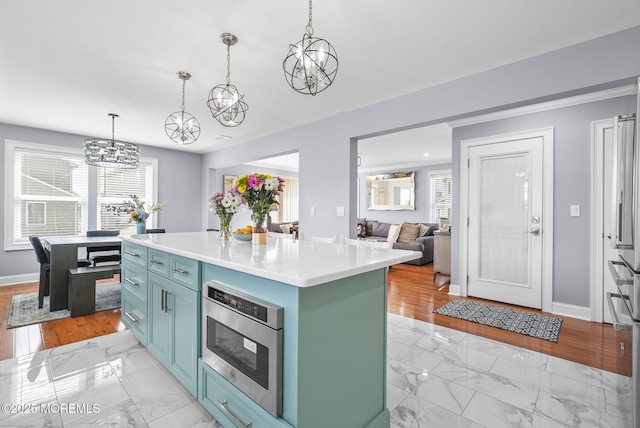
<box><xmin>206</xmin><ymin>164</ymin><xmax>298</xmax><ymax>231</ymax></box>
<box><xmin>202</xmin><ymin>26</ymin><xmax>640</xmax><ymax>309</ymax></box>
<box><xmin>451</xmin><ymin>95</ymin><xmax>637</xmax><ymax>307</ymax></box>
<box><xmin>0</xmin><ymin>123</ymin><xmax>202</xmax><ymax>280</ymax></box>
<box><xmin>358</xmin><ymin>164</ymin><xmax>452</xmax><ymax>225</ymax></box>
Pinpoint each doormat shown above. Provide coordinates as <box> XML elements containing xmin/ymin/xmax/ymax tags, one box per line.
<box><xmin>7</xmin><ymin>282</ymin><xmax>121</xmax><ymax>329</ymax></box>
<box><xmin>433</xmin><ymin>299</ymin><xmax>563</xmax><ymax>342</ymax></box>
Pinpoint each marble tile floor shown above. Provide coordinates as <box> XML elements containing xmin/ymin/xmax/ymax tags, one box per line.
<box><xmin>0</xmin><ymin>313</ymin><xmax>633</xmax><ymax>427</ymax></box>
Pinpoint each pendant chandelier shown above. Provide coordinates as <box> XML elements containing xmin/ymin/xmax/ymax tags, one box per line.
<box><xmin>165</xmin><ymin>71</ymin><xmax>201</xmax><ymax>145</ymax></box>
<box><xmin>207</xmin><ymin>33</ymin><xmax>248</xmax><ymax>127</ymax></box>
<box><xmin>83</xmin><ymin>113</ymin><xmax>139</xmax><ymax>169</ymax></box>
<box><xmin>283</xmin><ymin>0</ymin><xmax>338</xmax><ymax>96</ymax></box>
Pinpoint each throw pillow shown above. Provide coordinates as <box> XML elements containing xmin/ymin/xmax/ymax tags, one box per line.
<box><xmin>418</xmin><ymin>224</ymin><xmax>431</xmax><ymax>237</ymax></box>
<box><xmin>387</xmin><ymin>224</ymin><xmax>401</xmax><ymax>243</ymax></box>
<box><xmin>397</xmin><ymin>223</ymin><xmax>421</xmax><ymax>243</ymax></box>
<box><xmin>357</xmin><ymin>220</ymin><xmax>367</xmax><ymax>237</ymax></box>
<box><xmin>280</xmin><ymin>223</ymin><xmax>294</xmax><ymax>234</ymax></box>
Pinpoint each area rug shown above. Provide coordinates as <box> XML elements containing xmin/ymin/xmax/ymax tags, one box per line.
<box><xmin>433</xmin><ymin>299</ymin><xmax>563</xmax><ymax>342</ymax></box>
<box><xmin>7</xmin><ymin>282</ymin><xmax>121</xmax><ymax>329</ymax></box>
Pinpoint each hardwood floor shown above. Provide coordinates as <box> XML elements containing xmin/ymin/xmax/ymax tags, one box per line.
<box><xmin>0</xmin><ymin>279</ymin><xmax>125</xmax><ymax>361</ymax></box>
<box><xmin>0</xmin><ymin>264</ymin><xmax>632</xmax><ymax>377</ymax></box>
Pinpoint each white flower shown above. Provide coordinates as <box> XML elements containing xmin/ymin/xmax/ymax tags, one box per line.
<box><xmin>264</xmin><ymin>177</ymin><xmax>278</xmax><ymax>191</ymax></box>
<box><xmin>228</xmin><ymin>193</ymin><xmax>241</xmax><ymax>207</ymax></box>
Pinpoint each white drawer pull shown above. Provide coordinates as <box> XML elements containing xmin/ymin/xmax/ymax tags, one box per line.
<box><xmin>173</xmin><ymin>267</ymin><xmax>188</xmax><ymax>275</ymax></box>
<box><xmin>124</xmin><ymin>311</ymin><xmax>138</xmax><ymax>323</ymax></box>
<box><xmin>150</xmin><ymin>259</ymin><xmax>164</xmax><ymax>265</ymax></box>
<box><xmin>125</xmin><ymin>251</ymin><xmax>139</xmax><ymax>257</ymax></box>
<box><xmin>125</xmin><ymin>278</ymin><xmax>138</xmax><ymax>286</ymax></box>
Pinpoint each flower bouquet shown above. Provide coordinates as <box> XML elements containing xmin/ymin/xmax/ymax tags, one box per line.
<box><xmin>107</xmin><ymin>195</ymin><xmax>167</xmax><ymax>234</ymax></box>
<box><xmin>208</xmin><ymin>190</ymin><xmax>242</xmax><ymax>241</ymax></box>
<box><xmin>233</xmin><ymin>173</ymin><xmax>284</xmax><ymax>244</ymax></box>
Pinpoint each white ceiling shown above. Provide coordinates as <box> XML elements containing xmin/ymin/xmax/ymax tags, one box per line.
<box><xmin>1</xmin><ymin>0</ymin><xmax>639</xmax><ymax>165</ymax></box>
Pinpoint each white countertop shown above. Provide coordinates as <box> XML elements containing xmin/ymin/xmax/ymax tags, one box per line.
<box><xmin>120</xmin><ymin>232</ymin><xmax>421</xmax><ymax>287</ymax></box>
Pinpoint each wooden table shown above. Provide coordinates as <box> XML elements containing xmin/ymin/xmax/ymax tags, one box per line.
<box><xmin>43</xmin><ymin>236</ymin><xmax>121</xmax><ymax>311</ymax></box>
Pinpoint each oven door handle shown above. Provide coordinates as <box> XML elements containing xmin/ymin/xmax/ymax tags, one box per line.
<box><xmin>606</xmin><ymin>292</ymin><xmax>632</xmax><ymax>331</ymax></box>
<box><xmin>215</xmin><ymin>400</ymin><xmax>252</xmax><ymax>428</ymax></box>
<box><xmin>607</xmin><ymin>260</ymin><xmax>634</xmax><ymax>285</ymax></box>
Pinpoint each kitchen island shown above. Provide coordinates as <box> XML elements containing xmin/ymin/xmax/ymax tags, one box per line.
<box><xmin>119</xmin><ymin>232</ymin><xmax>420</xmax><ymax>428</ymax></box>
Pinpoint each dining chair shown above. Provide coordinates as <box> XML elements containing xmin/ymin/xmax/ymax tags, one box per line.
<box><xmin>86</xmin><ymin>230</ymin><xmax>121</xmax><ymax>266</ymax></box>
<box><xmin>145</xmin><ymin>228</ymin><xmax>166</xmax><ymax>233</ymax></box>
<box><xmin>29</xmin><ymin>235</ymin><xmax>91</xmax><ymax>308</ymax></box>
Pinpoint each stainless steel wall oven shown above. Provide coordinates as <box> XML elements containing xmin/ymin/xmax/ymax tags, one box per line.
<box><xmin>201</xmin><ymin>281</ymin><xmax>284</xmax><ymax>417</ymax></box>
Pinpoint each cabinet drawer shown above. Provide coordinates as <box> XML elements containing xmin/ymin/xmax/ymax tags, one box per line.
<box><xmin>121</xmin><ymin>289</ymin><xmax>148</xmax><ymax>345</ymax></box>
<box><xmin>198</xmin><ymin>360</ymin><xmax>292</xmax><ymax>428</ymax></box>
<box><xmin>121</xmin><ymin>263</ymin><xmax>147</xmax><ymax>301</ymax></box>
<box><xmin>122</xmin><ymin>241</ymin><xmax>148</xmax><ymax>268</ymax></box>
<box><xmin>169</xmin><ymin>254</ymin><xmax>200</xmax><ymax>291</ymax></box>
<box><xmin>148</xmin><ymin>248</ymin><xmax>170</xmax><ymax>278</ymax></box>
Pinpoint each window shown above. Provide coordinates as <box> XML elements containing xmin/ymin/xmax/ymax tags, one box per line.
<box><xmin>97</xmin><ymin>160</ymin><xmax>157</xmax><ymax>234</ymax></box>
<box><xmin>275</xmin><ymin>177</ymin><xmax>299</xmax><ymax>223</ymax></box>
<box><xmin>5</xmin><ymin>141</ymin><xmax>89</xmax><ymax>250</ymax></box>
<box><xmin>429</xmin><ymin>170</ymin><xmax>452</xmax><ymax>228</ymax></box>
<box><xmin>5</xmin><ymin>140</ymin><xmax>157</xmax><ymax>251</ymax></box>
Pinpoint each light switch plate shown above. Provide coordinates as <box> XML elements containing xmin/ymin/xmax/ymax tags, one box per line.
<box><xmin>570</xmin><ymin>205</ymin><xmax>580</xmax><ymax>217</ymax></box>
<box><xmin>337</xmin><ymin>206</ymin><xmax>345</xmax><ymax>216</ymax></box>
<box><xmin>310</xmin><ymin>207</ymin><xmax>316</xmax><ymax>216</ymax></box>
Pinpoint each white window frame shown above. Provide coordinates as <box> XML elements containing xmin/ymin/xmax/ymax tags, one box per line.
<box><xmin>96</xmin><ymin>158</ymin><xmax>158</xmax><ymax>234</ymax></box>
<box><xmin>5</xmin><ymin>140</ymin><xmax>89</xmax><ymax>251</ymax></box>
<box><xmin>5</xmin><ymin>139</ymin><xmax>159</xmax><ymax>251</ymax></box>
<box><xmin>427</xmin><ymin>169</ymin><xmax>452</xmax><ymax>226</ymax></box>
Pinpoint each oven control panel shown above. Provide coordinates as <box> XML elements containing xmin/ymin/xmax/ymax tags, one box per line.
<box><xmin>204</xmin><ymin>282</ymin><xmax>283</xmax><ymax>329</ymax></box>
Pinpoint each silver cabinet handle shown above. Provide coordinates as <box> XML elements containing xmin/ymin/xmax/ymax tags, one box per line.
<box><xmin>215</xmin><ymin>400</ymin><xmax>252</xmax><ymax>428</ymax></box>
<box><xmin>125</xmin><ymin>277</ymin><xmax>138</xmax><ymax>286</ymax></box>
<box><xmin>607</xmin><ymin>260</ymin><xmax>634</xmax><ymax>285</ymax></box>
<box><xmin>125</xmin><ymin>251</ymin><xmax>139</xmax><ymax>257</ymax></box>
<box><xmin>173</xmin><ymin>267</ymin><xmax>188</xmax><ymax>275</ymax></box>
<box><xmin>606</xmin><ymin>292</ymin><xmax>632</xmax><ymax>331</ymax></box>
<box><xmin>164</xmin><ymin>291</ymin><xmax>171</xmax><ymax>312</ymax></box>
<box><xmin>124</xmin><ymin>311</ymin><xmax>138</xmax><ymax>323</ymax></box>
<box><xmin>150</xmin><ymin>259</ymin><xmax>164</xmax><ymax>265</ymax></box>
<box><xmin>161</xmin><ymin>289</ymin><xmax>166</xmax><ymax>311</ymax></box>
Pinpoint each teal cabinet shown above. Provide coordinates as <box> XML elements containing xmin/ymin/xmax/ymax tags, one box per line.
<box><xmin>121</xmin><ymin>243</ymin><xmax>149</xmax><ymax>345</ymax></box>
<box><xmin>121</xmin><ymin>243</ymin><xmax>201</xmax><ymax>396</ymax></box>
<box><xmin>147</xmin><ymin>271</ymin><xmax>201</xmax><ymax>396</ymax></box>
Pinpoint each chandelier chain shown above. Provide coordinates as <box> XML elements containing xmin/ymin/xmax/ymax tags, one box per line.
<box><xmin>306</xmin><ymin>0</ymin><xmax>314</xmax><ymax>35</ymax></box>
<box><xmin>181</xmin><ymin>77</ymin><xmax>186</xmax><ymax>111</ymax></box>
<box><xmin>226</xmin><ymin>44</ymin><xmax>231</xmax><ymax>85</ymax></box>
<box><xmin>110</xmin><ymin>114</ymin><xmax>115</xmax><ymax>142</ymax></box>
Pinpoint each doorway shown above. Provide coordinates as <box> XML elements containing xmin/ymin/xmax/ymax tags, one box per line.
<box><xmin>459</xmin><ymin>128</ymin><xmax>554</xmax><ymax>312</ymax></box>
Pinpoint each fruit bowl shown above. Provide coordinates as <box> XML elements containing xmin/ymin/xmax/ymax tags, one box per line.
<box><xmin>233</xmin><ymin>233</ymin><xmax>252</xmax><ymax>242</ymax></box>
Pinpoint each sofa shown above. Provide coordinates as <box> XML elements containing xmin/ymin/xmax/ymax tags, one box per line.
<box><xmin>267</xmin><ymin>217</ymin><xmax>299</xmax><ymax>234</ymax></box>
<box><xmin>359</xmin><ymin>220</ymin><xmax>440</xmax><ymax>265</ymax></box>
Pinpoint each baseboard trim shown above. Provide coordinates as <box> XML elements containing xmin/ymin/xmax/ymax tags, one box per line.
<box><xmin>0</xmin><ymin>273</ymin><xmax>37</xmax><ymax>287</ymax></box>
<box><xmin>448</xmin><ymin>284</ymin><xmax>461</xmax><ymax>296</ymax></box>
<box><xmin>551</xmin><ymin>302</ymin><xmax>591</xmax><ymax>321</ymax></box>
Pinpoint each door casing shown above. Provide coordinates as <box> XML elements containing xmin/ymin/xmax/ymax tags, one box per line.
<box><xmin>457</xmin><ymin>128</ymin><xmax>554</xmax><ymax>314</ymax></box>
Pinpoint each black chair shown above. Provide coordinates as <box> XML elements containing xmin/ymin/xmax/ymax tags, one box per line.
<box><xmin>86</xmin><ymin>230</ymin><xmax>121</xmax><ymax>266</ymax></box>
<box><xmin>145</xmin><ymin>229</ymin><xmax>165</xmax><ymax>233</ymax></box>
<box><xmin>29</xmin><ymin>235</ymin><xmax>90</xmax><ymax>309</ymax></box>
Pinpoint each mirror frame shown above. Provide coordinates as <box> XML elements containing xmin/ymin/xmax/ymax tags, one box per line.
<box><xmin>366</xmin><ymin>171</ymin><xmax>415</xmax><ymax>211</ymax></box>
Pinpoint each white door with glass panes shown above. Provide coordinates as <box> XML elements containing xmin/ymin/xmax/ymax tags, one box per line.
<box><xmin>467</xmin><ymin>134</ymin><xmax>546</xmax><ymax>309</ymax></box>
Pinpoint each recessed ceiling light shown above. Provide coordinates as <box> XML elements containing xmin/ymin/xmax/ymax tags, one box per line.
<box><xmin>424</xmin><ymin>153</ymin><xmax>430</xmax><ymax>157</ymax></box>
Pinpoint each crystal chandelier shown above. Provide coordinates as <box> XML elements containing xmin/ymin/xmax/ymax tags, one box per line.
<box><xmin>207</xmin><ymin>33</ymin><xmax>248</xmax><ymax>127</ymax></box>
<box><xmin>165</xmin><ymin>71</ymin><xmax>201</xmax><ymax>145</ymax></box>
<box><xmin>283</xmin><ymin>0</ymin><xmax>338</xmax><ymax>95</ymax></box>
<box><xmin>83</xmin><ymin>113</ymin><xmax>139</xmax><ymax>169</ymax></box>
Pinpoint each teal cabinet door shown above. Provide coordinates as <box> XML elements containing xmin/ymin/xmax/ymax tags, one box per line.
<box><xmin>169</xmin><ymin>281</ymin><xmax>200</xmax><ymax>395</ymax></box>
<box><xmin>147</xmin><ymin>273</ymin><xmax>171</xmax><ymax>366</ymax></box>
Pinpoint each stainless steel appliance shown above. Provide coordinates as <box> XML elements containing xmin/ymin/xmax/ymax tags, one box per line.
<box><xmin>607</xmin><ymin>86</ymin><xmax>639</xmax><ymax>427</ymax></box>
<box><xmin>201</xmin><ymin>282</ymin><xmax>284</xmax><ymax>417</ymax></box>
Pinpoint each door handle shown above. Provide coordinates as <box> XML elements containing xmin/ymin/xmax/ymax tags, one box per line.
<box><xmin>526</xmin><ymin>227</ymin><xmax>541</xmax><ymax>236</ymax></box>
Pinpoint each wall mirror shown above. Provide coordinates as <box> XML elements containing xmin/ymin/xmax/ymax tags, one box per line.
<box><xmin>366</xmin><ymin>171</ymin><xmax>415</xmax><ymax>210</ymax></box>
